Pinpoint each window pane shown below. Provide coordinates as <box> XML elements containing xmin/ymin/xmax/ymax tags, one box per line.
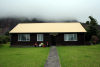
<box><xmin>64</xmin><ymin>34</ymin><xmax>67</xmax><ymax>41</ymax></box>
<box><xmin>73</xmin><ymin>34</ymin><xmax>77</xmax><ymax>41</ymax></box>
<box><xmin>18</xmin><ymin>34</ymin><xmax>30</xmax><ymax>41</ymax></box>
<box><xmin>22</xmin><ymin>34</ymin><xmax>26</xmax><ymax>41</ymax></box>
<box><xmin>26</xmin><ymin>34</ymin><xmax>30</xmax><ymax>41</ymax></box>
<box><xmin>37</xmin><ymin>34</ymin><xmax>43</xmax><ymax>41</ymax></box>
<box><xmin>69</xmin><ymin>34</ymin><xmax>73</xmax><ymax>40</ymax></box>
<box><xmin>64</xmin><ymin>34</ymin><xmax>77</xmax><ymax>41</ymax></box>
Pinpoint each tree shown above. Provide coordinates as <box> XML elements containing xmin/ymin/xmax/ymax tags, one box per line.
<box><xmin>86</xmin><ymin>21</ymin><xmax>89</xmax><ymax>25</ymax></box>
<box><xmin>88</xmin><ymin>16</ymin><xmax>98</xmax><ymax>35</ymax></box>
<box><xmin>31</xmin><ymin>18</ymin><xmax>44</xmax><ymax>23</ymax></box>
<box><xmin>86</xmin><ymin>16</ymin><xmax>98</xmax><ymax>44</ymax></box>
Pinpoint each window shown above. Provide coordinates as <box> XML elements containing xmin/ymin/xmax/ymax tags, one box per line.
<box><xmin>64</xmin><ymin>34</ymin><xmax>77</xmax><ymax>41</ymax></box>
<box><xmin>37</xmin><ymin>34</ymin><xmax>43</xmax><ymax>41</ymax></box>
<box><xmin>18</xmin><ymin>34</ymin><xmax>30</xmax><ymax>41</ymax></box>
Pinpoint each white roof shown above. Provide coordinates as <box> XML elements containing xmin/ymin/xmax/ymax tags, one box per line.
<box><xmin>9</xmin><ymin>22</ymin><xmax>86</xmax><ymax>33</ymax></box>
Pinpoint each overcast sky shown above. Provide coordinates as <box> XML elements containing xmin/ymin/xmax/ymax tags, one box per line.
<box><xmin>0</xmin><ymin>0</ymin><xmax>100</xmax><ymax>23</ymax></box>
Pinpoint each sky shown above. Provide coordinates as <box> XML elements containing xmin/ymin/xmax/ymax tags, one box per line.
<box><xmin>0</xmin><ymin>0</ymin><xmax>100</xmax><ymax>23</ymax></box>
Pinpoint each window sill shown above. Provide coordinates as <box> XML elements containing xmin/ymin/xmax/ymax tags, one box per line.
<box><xmin>38</xmin><ymin>41</ymin><xmax>43</xmax><ymax>42</ymax></box>
<box><xmin>18</xmin><ymin>41</ymin><xmax>30</xmax><ymax>42</ymax></box>
<box><xmin>64</xmin><ymin>40</ymin><xmax>77</xmax><ymax>41</ymax></box>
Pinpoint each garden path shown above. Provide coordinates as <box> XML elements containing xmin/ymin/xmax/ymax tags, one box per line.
<box><xmin>44</xmin><ymin>46</ymin><xmax>61</xmax><ymax>67</ymax></box>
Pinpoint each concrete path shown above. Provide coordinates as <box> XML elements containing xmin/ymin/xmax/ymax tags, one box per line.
<box><xmin>44</xmin><ymin>46</ymin><xmax>61</xmax><ymax>67</ymax></box>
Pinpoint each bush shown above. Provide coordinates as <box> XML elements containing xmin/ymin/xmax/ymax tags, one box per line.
<box><xmin>0</xmin><ymin>35</ymin><xmax>10</xmax><ymax>44</ymax></box>
<box><xmin>91</xmin><ymin>35</ymin><xmax>99</xmax><ymax>44</ymax></box>
<box><xmin>97</xmin><ymin>32</ymin><xmax>100</xmax><ymax>43</ymax></box>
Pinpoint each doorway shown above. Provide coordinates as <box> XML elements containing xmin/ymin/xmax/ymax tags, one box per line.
<box><xmin>51</xmin><ymin>35</ymin><xmax>56</xmax><ymax>46</ymax></box>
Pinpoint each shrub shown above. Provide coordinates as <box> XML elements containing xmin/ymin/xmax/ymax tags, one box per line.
<box><xmin>91</xmin><ymin>35</ymin><xmax>99</xmax><ymax>44</ymax></box>
<box><xmin>0</xmin><ymin>35</ymin><xmax>10</xmax><ymax>44</ymax></box>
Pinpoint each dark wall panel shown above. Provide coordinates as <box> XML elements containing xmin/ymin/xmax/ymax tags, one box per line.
<box><xmin>56</xmin><ymin>33</ymin><xmax>85</xmax><ymax>45</ymax></box>
<box><xmin>11</xmin><ymin>33</ymin><xmax>52</xmax><ymax>46</ymax></box>
<box><xmin>11</xmin><ymin>33</ymin><xmax>85</xmax><ymax>46</ymax></box>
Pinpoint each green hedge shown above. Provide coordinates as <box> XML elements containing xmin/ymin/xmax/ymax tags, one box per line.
<box><xmin>0</xmin><ymin>35</ymin><xmax>10</xmax><ymax>44</ymax></box>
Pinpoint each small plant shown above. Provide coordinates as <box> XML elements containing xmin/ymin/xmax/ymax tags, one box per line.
<box><xmin>39</xmin><ymin>43</ymin><xmax>44</xmax><ymax>47</ymax></box>
<box><xmin>34</xmin><ymin>42</ymin><xmax>38</xmax><ymax>47</ymax></box>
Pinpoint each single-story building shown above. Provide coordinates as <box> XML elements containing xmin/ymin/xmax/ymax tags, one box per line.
<box><xmin>9</xmin><ymin>22</ymin><xmax>86</xmax><ymax>46</ymax></box>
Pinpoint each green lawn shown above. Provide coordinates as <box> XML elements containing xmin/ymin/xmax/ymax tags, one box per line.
<box><xmin>0</xmin><ymin>43</ymin><xmax>50</xmax><ymax>67</ymax></box>
<box><xmin>57</xmin><ymin>45</ymin><xmax>100</xmax><ymax>67</ymax></box>
<box><xmin>1</xmin><ymin>43</ymin><xmax>100</xmax><ymax>67</ymax></box>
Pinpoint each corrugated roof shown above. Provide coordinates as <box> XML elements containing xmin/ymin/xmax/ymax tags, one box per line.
<box><xmin>9</xmin><ymin>22</ymin><xmax>86</xmax><ymax>33</ymax></box>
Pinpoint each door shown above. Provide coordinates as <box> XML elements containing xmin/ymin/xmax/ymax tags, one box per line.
<box><xmin>51</xmin><ymin>35</ymin><xmax>56</xmax><ymax>46</ymax></box>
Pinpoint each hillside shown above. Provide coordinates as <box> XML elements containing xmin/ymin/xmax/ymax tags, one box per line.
<box><xmin>0</xmin><ymin>18</ymin><xmax>44</xmax><ymax>35</ymax></box>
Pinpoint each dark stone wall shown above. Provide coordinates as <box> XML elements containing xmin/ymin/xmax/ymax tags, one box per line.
<box><xmin>10</xmin><ymin>33</ymin><xmax>85</xmax><ymax>46</ymax></box>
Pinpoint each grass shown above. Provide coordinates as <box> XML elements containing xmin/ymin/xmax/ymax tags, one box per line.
<box><xmin>57</xmin><ymin>45</ymin><xmax>100</xmax><ymax>67</ymax></box>
<box><xmin>0</xmin><ymin>43</ymin><xmax>50</xmax><ymax>67</ymax></box>
<box><xmin>1</xmin><ymin>43</ymin><xmax>100</xmax><ymax>67</ymax></box>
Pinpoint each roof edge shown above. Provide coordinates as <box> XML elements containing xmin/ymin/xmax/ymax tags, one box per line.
<box><xmin>17</xmin><ymin>22</ymin><xmax>80</xmax><ymax>24</ymax></box>
<box><xmin>9</xmin><ymin>32</ymin><xmax>86</xmax><ymax>33</ymax></box>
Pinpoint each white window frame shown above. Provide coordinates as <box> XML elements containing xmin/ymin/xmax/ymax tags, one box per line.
<box><xmin>37</xmin><ymin>34</ymin><xmax>43</xmax><ymax>41</ymax></box>
<box><xmin>18</xmin><ymin>34</ymin><xmax>30</xmax><ymax>41</ymax></box>
<box><xmin>64</xmin><ymin>34</ymin><xmax>77</xmax><ymax>41</ymax></box>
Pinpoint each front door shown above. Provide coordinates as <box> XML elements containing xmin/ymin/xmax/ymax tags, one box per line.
<box><xmin>51</xmin><ymin>35</ymin><xmax>56</xmax><ymax>46</ymax></box>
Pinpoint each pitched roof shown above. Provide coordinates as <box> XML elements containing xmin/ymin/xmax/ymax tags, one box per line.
<box><xmin>9</xmin><ymin>22</ymin><xmax>86</xmax><ymax>33</ymax></box>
